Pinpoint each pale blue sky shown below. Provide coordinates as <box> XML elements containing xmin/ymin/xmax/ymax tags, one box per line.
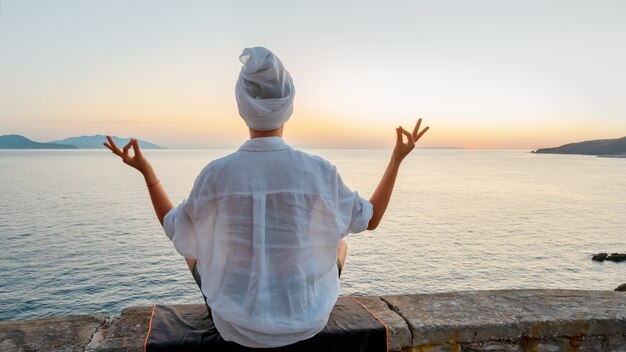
<box><xmin>1</xmin><ymin>0</ymin><xmax>625</xmax><ymax>148</ymax></box>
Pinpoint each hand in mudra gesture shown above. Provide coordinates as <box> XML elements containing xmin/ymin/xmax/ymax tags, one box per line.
<box><xmin>393</xmin><ymin>118</ymin><xmax>429</xmax><ymax>162</ymax></box>
<box><xmin>103</xmin><ymin>136</ymin><xmax>152</xmax><ymax>175</ymax></box>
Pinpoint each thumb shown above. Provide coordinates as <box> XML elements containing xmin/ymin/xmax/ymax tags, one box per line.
<box><xmin>398</xmin><ymin>127</ymin><xmax>415</xmax><ymax>147</ymax></box>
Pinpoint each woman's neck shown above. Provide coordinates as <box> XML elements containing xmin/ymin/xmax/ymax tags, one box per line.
<box><xmin>249</xmin><ymin>126</ymin><xmax>283</xmax><ymax>139</ymax></box>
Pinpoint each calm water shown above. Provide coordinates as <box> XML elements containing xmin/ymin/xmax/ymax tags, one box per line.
<box><xmin>1</xmin><ymin>149</ymin><xmax>625</xmax><ymax>321</ymax></box>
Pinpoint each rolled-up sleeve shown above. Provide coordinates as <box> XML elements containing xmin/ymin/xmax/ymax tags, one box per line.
<box><xmin>335</xmin><ymin>172</ymin><xmax>374</xmax><ymax>237</ymax></box>
<box><xmin>163</xmin><ymin>198</ymin><xmax>197</xmax><ymax>259</ymax></box>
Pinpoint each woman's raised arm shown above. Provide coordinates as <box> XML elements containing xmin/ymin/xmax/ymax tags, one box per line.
<box><xmin>367</xmin><ymin>118</ymin><xmax>429</xmax><ymax>230</ymax></box>
<box><xmin>103</xmin><ymin>136</ymin><xmax>173</xmax><ymax>225</ymax></box>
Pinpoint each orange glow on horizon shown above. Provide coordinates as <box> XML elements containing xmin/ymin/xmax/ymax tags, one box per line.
<box><xmin>8</xmin><ymin>98</ymin><xmax>624</xmax><ymax>150</ymax></box>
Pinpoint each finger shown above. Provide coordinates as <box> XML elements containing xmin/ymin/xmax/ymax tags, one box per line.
<box><xmin>131</xmin><ymin>138</ymin><xmax>142</xmax><ymax>156</ymax></box>
<box><xmin>106</xmin><ymin>135</ymin><xmax>117</xmax><ymax>149</ymax></box>
<box><xmin>122</xmin><ymin>139</ymin><xmax>133</xmax><ymax>159</ymax></box>
<box><xmin>103</xmin><ymin>142</ymin><xmax>113</xmax><ymax>152</ymax></box>
<box><xmin>415</xmin><ymin>126</ymin><xmax>430</xmax><ymax>141</ymax></box>
<box><xmin>412</xmin><ymin>118</ymin><xmax>422</xmax><ymax>141</ymax></box>
<box><xmin>105</xmin><ymin>140</ymin><xmax>122</xmax><ymax>156</ymax></box>
<box><xmin>106</xmin><ymin>136</ymin><xmax>123</xmax><ymax>155</ymax></box>
<box><xmin>399</xmin><ymin>127</ymin><xmax>415</xmax><ymax>147</ymax></box>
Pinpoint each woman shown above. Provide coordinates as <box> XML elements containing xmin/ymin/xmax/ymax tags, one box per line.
<box><xmin>104</xmin><ymin>47</ymin><xmax>429</xmax><ymax>348</ymax></box>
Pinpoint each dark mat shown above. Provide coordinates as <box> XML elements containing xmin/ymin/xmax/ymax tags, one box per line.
<box><xmin>145</xmin><ymin>296</ymin><xmax>387</xmax><ymax>352</ymax></box>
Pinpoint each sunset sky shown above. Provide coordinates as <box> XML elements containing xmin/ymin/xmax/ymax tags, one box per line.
<box><xmin>1</xmin><ymin>1</ymin><xmax>625</xmax><ymax>149</ymax></box>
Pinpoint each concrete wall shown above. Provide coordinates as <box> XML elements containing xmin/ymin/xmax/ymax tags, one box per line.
<box><xmin>1</xmin><ymin>290</ymin><xmax>625</xmax><ymax>351</ymax></box>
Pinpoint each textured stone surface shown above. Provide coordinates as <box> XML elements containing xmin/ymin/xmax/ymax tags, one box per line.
<box><xmin>383</xmin><ymin>289</ymin><xmax>626</xmax><ymax>350</ymax></box>
<box><xmin>0</xmin><ymin>313</ymin><xmax>106</xmax><ymax>352</ymax></box>
<box><xmin>2</xmin><ymin>290</ymin><xmax>626</xmax><ymax>351</ymax></box>
<box><xmin>354</xmin><ymin>296</ymin><xmax>411</xmax><ymax>351</ymax></box>
<box><xmin>88</xmin><ymin>306</ymin><xmax>153</xmax><ymax>352</ymax></box>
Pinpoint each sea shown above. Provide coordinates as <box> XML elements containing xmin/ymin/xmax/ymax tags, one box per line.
<box><xmin>1</xmin><ymin>149</ymin><xmax>625</xmax><ymax>321</ymax></box>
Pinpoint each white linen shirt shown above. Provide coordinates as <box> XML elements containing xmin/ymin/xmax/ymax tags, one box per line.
<box><xmin>162</xmin><ymin>137</ymin><xmax>373</xmax><ymax>348</ymax></box>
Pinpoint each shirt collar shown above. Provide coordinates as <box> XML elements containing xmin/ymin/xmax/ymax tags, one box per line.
<box><xmin>238</xmin><ymin>137</ymin><xmax>292</xmax><ymax>152</ymax></box>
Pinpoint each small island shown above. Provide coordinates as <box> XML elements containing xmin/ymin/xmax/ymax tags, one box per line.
<box><xmin>533</xmin><ymin>136</ymin><xmax>626</xmax><ymax>157</ymax></box>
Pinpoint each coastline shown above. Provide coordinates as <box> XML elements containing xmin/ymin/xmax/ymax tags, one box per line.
<box><xmin>598</xmin><ymin>154</ymin><xmax>626</xmax><ymax>158</ymax></box>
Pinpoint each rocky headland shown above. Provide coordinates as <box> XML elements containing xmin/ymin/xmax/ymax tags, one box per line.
<box><xmin>533</xmin><ymin>136</ymin><xmax>626</xmax><ymax>156</ymax></box>
<box><xmin>0</xmin><ymin>135</ymin><xmax>77</xmax><ymax>149</ymax></box>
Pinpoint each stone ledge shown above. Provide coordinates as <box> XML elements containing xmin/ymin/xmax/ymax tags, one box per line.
<box><xmin>84</xmin><ymin>306</ymin><xmax>153</xmax><ymax>352</ymax></box>
<box><xmin>1</xmin><ymin>290</ymin><xmax>625</xmax><ymax>351</ymax></box>
<box><xmin>383</xmin><ymin>289</ymin><xmax>626</xmax><ymax>351</ymax></box>
<box><xmin>354</xmin><ymin>296</ymin><xmax>411</xmax><ymax>351</ymax></box>
<box><xmin>0</xmin><ymin>313</ymin><xmax>106</xmax><ymax>352</ymax></box>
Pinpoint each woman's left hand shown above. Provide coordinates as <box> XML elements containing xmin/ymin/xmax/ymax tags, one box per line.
<box><xmin>103</xmin><ymin>136</ymin><xmax>152</xmax><ymax>176</ymax></box>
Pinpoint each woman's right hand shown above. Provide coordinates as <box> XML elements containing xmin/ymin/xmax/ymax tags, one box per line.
<box><xmin>103</xmin><ymin>136</ymin><xmax>153</xmax><ymax>177</ymax></box>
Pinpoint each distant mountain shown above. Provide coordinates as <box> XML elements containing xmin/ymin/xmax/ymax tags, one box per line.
<box><xmin>534</xmin><ymin>137</ymin><xmax>626</xmax><ymax>156</ymax></box>
<box><xmin>0</xmin><ymin>135</ymin><xmax>78</xmax><ymax>149</ymax></box>
<box><xmin>50</xmin><ymin>135</ymin><xmax>163</xmax><ymax>149</ymax></box>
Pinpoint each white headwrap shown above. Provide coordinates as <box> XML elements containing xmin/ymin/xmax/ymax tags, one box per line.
<box><xmin>235</xmin><ymin>47</ymin><xmax>295</xmax><ymax>131</ymax></box>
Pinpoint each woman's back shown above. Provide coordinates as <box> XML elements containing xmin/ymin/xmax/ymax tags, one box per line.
<box><xmin>164</xmin><ymin>136</ymin><xmax>372</xmax><ymax>347</ymax></box>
